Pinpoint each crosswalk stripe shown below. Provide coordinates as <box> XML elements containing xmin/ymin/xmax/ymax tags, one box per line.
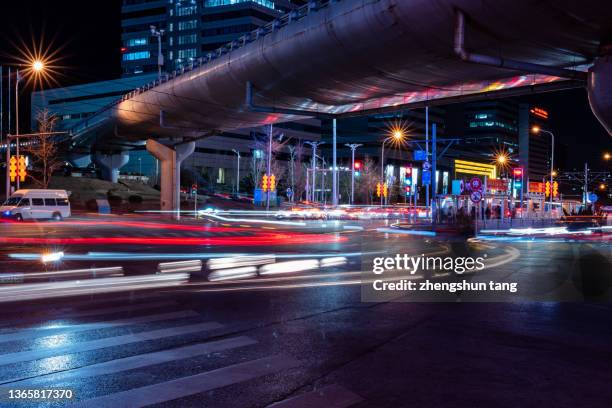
<box><xmin>0</xmin><ymin>322</ymin><xmax>222</xmax><ymax>367</ymax></box>
<box><xmin>267</xmin><ymin>384</ymin><xmax>364</xmax><ymax>408</ymax></box>
<box><xmin>70</xmin><ymin>354</ymin><xmax>299</xmax><ymax>407</ymax></box>
<box><xmin>0</xmin><ymin>310</ymin><xmax>199</xmax><ymax>344</ymax></box>
<box><xmin>2</xmin><ymin>336</ymin><xmax>258</xmax><ymax>386</ymax></box>
<box><xmin>0</xmin><ymin>301</ymin><xmax>177</xmax><ymax>329</ymax></box>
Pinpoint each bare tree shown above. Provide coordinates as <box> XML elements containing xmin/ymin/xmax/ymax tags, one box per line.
<box><xmin>24</xmin><ymin>110</ymin><xmax>63</xmax><ymax>188</ymax></box>
<box><xmin>358</xmin><ymin>156</ymin><xmax>378</xmax><ymax>204</ymax></box>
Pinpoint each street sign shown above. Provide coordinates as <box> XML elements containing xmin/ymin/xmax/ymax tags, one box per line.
<box><xmin>451</xmin><ymin>180</ymin><xmax>461</xmax><ymax>195</ymax></box>
<box><xmin>422</xmin><ymin>170</ymin><xmax>431</xmax><ymax>185</ymax></box>
<box><xmin>487</xmin><ymin>178</ymin><xmax>508</xmax><ymax>192</ymax></box>
<box><xmin>470</xmin><ymin>190</ymin><xmax>483</xmax><ymax>203</ymax></box>
<box><xmin>529</xmin><ymin>181</ymin><xmax>544</xmax><ymax>193</ymax></box>
<box><xmin>470</xmin><ymin>177</ymin><xmax>482</xmax><ymax>191</ymax></box>
<box><xmin>414</xmin><ymin>150</ymin><xmax>427</xmax><ymax>161</ymax></box>
<box><xmin>422</xmin><ymin>161</ymin><xmax>431</xmax><ymax>171</ymax></box>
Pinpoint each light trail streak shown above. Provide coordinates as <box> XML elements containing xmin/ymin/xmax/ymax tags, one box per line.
<box><xmin>0</xmin><ymin>273</ymin><xmax>189</xmax><ymax>303</ymax></box>
<box><xmin>0</xmin><ymin>232</ymin><xmax>346</xmax><ymax>246</ymax></box>
<box><xmin>0</xmin><ymin>266</ymin><xmax>124</xmax><ymax>282</ymax></box>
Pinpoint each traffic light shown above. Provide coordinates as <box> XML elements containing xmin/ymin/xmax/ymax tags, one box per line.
<box><xmin>269</xmin><ymin>174</ymin><xmax>276</xmax><ymax>191</ymax></box>
<box><xmin>405</xmin><ymin>166</ymin><xmax>412</xmax><ymax>175</ymax></box>
<box><xmin>354</xmin><ymin>161</ymin><xmax>361</xmax><ymax>170</ymax></box>
<box><xmin>376</xmin><ymin>182</ymin><xmax>381</xmax><ymax>198</ymax></box>
<box><xmin>354</xmin><ymin>161</ymin><xmax>361</xmax><ymax>177</ymax></box>
<box><xmin>18</xmin><ymin>156</ymin><xmax>26</xmax><ymax>182</ymax></box>
<box><xmin>191</xmin><ymin>184</ymin><xmax>198</xmax><ymax>195</ymax></box>
<box><xmin>552</xmin><ymin>181</ymin><xmax>558</xmax><ymax>198</ymax></box>
<box><xmin>545</xmin><ymin>181</ymin><xmax>551</xmax><ymax>197</ymax></box>
<box><xmin>382</xmin><ymin>183</ymin><xmax>388</xmax><ymax>198</ymax></box>
<box><xmin>513</xmin><ymin>167</ymin><xmax>523</xmax><ymax>190</ymax></box>
<box><xmin>9</xmin><ymin>156</ymin><xmax>17</xmax><ymax>183</ymax></box>
<box><xmin>262</xmin><ymin>174</ymin><xmax>269</xmax><ymax>192</ymax></box>
<box><xmin>405</xmin><ymin>186</ymin><xmax>411</xmax><ymax>195</ymax></box>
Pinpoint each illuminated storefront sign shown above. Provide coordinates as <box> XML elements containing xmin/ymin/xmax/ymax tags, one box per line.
<box><xmin>454</xmin><ymin>159</ymin><xmax>496</xmax><ymax>178</ymax></box>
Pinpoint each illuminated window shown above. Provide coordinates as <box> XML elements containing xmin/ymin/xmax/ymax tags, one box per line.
<box><xmin>178</xmin><ymin>34</ymin><xmax>197</xmax><ymax>45</ymax></box>
<box><xmin>475</xmin><ymin>113</ymin><xmax>488</xmax><ymax>119</ymax></box>
<box><xmin>177</xmin><ymin>5</ymin><xmax>196</xmax><ymax>16</ymax></box>
<box><xmin>177</xmin><ymin>48</ymin><xmax>196</xmax><ymax>59</ymax></box>
<box><xmin>217</xmin><ymin>168</ymin><xmax>225</xmax><ymax>184</ymax></box>
<box><xmin>204</xmin><ymin>0</ymin><xmax>275</xmax><ymax>9</ymax></box>
<box><xmin>126</xmin><ymin>38</ymin><xmax>147</xmax><ymax>46</ymax></box>
<box><xmin>122</xmin><ymin>51</ymin><xmax>150</xmax><ymax>61</ymax></box>
<box><xmin>178</xmin><ymin>20</ymin><xmax>197</xmax><ymax>30</ymax></box>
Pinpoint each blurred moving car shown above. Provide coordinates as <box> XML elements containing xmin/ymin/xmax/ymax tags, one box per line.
<box><xmin>0</xmin><ymin>189</ymin><xmax>71</xmax><ymax>221</ymax></box>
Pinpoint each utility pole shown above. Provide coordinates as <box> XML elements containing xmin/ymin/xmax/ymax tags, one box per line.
<box><xmin>332</xmin><ymin>118</ymin><xmax>338</xmax><ymax>206</ymax></box>
<box><xmin>266</xmin><ymin>124</ymin><xmax>273</xmax><ymax>211</ymax></box>
<box><xmin>345</xmin><ymin>143</ymin><xmax>362</xmax><ymax>205</ymax></box>
<box><xmin>15</xmin><ymin>69</ymin><xmax>20</xmax><ymax>190</ymax></box>
<box><xmin>425</xmin><ymin>106</ymin><xmax>429</xmax><ymax>216</ymax></box>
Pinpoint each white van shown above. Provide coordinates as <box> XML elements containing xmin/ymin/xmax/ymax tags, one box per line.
<box><xmin>1</xmin><ymin>189</ymin><xmax>71</xmax><ymax>221</ymax></box>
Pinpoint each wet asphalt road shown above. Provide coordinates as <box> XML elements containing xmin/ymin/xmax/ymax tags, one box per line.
<box><xmin>0</xmin><ymin>215</ymin><xmax>611</xmax><ymax>407</ymax></box>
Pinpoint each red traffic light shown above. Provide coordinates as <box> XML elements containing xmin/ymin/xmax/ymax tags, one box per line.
<box><xmin>120</xmin><ymin>47</ymin><xmax>128</xmax><ymax>53</ymax></box>
<box><xmin>513</xmin><ymin>168</ymin><xmax>523</xmax><ymax>177</ymax></box>
<box><xmin>354</xmin><ymin>161</ymin><xmax>361</xmax><ymax>170</ymax></box>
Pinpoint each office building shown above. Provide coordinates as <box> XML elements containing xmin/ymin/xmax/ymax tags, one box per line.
<box><xmin>121</xmin><ymin>0</ymin><xmax>305</xmax><ymax>76</ymax></box>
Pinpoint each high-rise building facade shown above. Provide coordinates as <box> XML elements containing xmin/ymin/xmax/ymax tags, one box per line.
<box><xmin>121</xmin><ymin>0</ymin><xmax>304</xmax><ymax>76</ymax></box>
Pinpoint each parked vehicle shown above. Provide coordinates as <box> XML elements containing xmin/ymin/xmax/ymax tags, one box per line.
<box><xmin>0</xmin><ymin>189</ymin><xmax>71</xmax><ymax>221</ymax></box>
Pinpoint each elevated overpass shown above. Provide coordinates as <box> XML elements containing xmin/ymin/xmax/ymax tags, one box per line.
<box><xmin>68</xmin><ymin>0</ymin><xmax>612</xmax><ymax>212</ymax></box>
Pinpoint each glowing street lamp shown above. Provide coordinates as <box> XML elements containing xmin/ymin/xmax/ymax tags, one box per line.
<box><xmin>604</xmin><ymin>152</ymin><xmax>611</xmax><ymax>161</ymax></box>
<box><xmin>32</xmin><ymin>60</ymin><xmax>44</xmax><ymax>73</ymax></box>
<box><xmin>380</xmin><ymin>127</ymin><xmax>406</xmax><ymax>206</ymax></box>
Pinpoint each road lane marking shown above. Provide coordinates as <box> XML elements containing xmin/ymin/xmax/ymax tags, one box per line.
<box><xmin>0</xmin><ymin>301</ymin><xmax>177</xmax><ymax>328</ymax></box>
<box><xmin>0</xmin><ymin>322</ymin><xmax>222</xmax><ymax>367</ymax></box>
<box><xmin>69</xmin><ymin>354</ymin><xmax>299</xmax><ymax>407</ymax></box>
<box><xmin>268</xmin><ymin>384</ymin><xmax>363</xmax><ymax>408</ymax></box>
<box><xmin>0</xmin><ymin>310</ymin><xmax>200</xmax><ymax>344</ymax></box>
<box><xmin>2</xmin><ymin>336</ymin><xmax>257</xmax><ymax>386</ymax></box>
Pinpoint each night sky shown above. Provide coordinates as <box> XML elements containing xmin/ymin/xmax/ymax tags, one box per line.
<box><xmin>0</xmin><ymin>1</ymin><xmax>610</xmax><ymax>170</ymax></box>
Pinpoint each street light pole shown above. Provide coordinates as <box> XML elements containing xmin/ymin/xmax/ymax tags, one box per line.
<box><xmin>266</xmin><ymin>124</ymin><xmax>273</xmax><ymax>211</ymax></box>
<box><xmin>232</xmin><ymin>149</ymin><xmax>240</xmax><ymax>195</ymax></box>
<box><xmin>332</xmin><ymin>118</ymin><xmax>338</xmax><ymax>207</ymax></box>
<box><xmin>150</xmin><ymin>26</ymin><xmax>165</xmax><ymax>80</ymax></box>
<box><xmin>345</xmin><ymin>143</ymin><xmax>362</xmax><ymax>205</ymax></box>
<box><xmin>305</xmin><ymin>141</ymin><xmax>324</xmax><ymax>203</ymax></box>
<box><xmin>15</xmin><ymin>69</ymin><xmax>20</xmax><ymax>190</ymax></box>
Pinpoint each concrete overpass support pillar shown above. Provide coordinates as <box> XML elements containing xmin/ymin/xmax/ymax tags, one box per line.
<box><xmin>95</xmin><ymin>152</ymin><xmax>129</xmax><ymax>183</ymax></box>
<box><xmin>146</xmin><ymin>139</ymin><xmax>195</xmax><ymax>217</ymax></box>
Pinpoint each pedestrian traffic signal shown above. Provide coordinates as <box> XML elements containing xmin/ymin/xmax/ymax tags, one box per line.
<box><xmin>552</xmin><ymin>181</ymin><xmax>558</xmax><ymax>197</ymax></box>
<box><xmin>9</xmin><ymin>156</ymin><xmax>17</xmax><ymax>183</ymax></box>
<box><xmin>269</xmin><ymin>174</ymin><xmax>276</xmax><ymax>191</ymax></box>
<box><xmin>545</xmin><ymin>181</ymin><xmax>551</xmax><ymax>197</ymax></box>
<box><xmin>262</xmin><ymin>174</ymin><xmax>269</xmax><ymax>192</ymax></box>
<box><xmin>376</xmin><ymin>182</ymin><xmax>381</xmax><ymax>198</ymax></box>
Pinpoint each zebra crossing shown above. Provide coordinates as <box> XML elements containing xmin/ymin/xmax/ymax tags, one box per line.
<box><xmin>0</xmin><ymin>299</ymin><xmax>362</xmax><ymax>408</ymax></box>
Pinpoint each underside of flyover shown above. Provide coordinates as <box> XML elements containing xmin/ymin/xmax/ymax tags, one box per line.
<box><xmin>67</xmin><ymin>0</ymin><xmax>612</xmax><ymax>214</ymax></box>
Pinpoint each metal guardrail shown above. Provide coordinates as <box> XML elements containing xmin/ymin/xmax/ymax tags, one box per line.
<box><xmin>69</xmin><ymin>0</ymin><xmax>338</xmax><ymax>138</ymax></box>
